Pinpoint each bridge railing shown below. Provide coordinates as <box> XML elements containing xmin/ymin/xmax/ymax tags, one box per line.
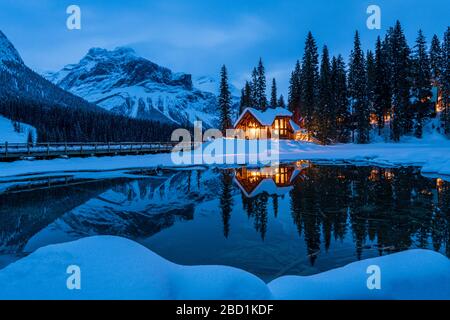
<box><xmin>0</xmin><ymin>141</ymin><xmax>201</xmax><ymax>158</ymax></box>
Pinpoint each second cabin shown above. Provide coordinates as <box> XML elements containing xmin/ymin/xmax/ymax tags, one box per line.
<box><xmin>233</xmin><ymin>107</ymin><xmax>308</xmax><ymax>140</ymax></box>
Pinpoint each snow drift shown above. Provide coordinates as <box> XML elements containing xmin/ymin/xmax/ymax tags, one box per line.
<box><xmin>0</xmin><ymin>236</ymin><xmax>448</xmax><ymax>300</ymax></box>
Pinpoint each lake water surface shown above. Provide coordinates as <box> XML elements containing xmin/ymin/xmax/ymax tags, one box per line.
<box><xmin>0</xmin><ymin>162</ymin><xmax>449</xmax><ymax>282</ymax></box>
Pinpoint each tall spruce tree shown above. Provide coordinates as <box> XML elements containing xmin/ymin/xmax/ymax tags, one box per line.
<box><xmin>239</xmin><ymin>81</ymin><xmax>252</xmax><ymax>114</ymax></box>
<box><xmin>219</xmin><ymin>65</ymin><xmax>232</xmax><ymax>133</ymax></box>
<box><xmin>317</xmin><ymin>46</ymin><xmax>333</xmax><ymax>143</ymax></box>
<box><xmin>366</xmin><ymin>50</ymin><xmax>376</xmax><ymax>123</ymax></box>
<box><xmin>442</xmin><ymin>27</ymin><xmax>450</xmax><ymax>135</ymax></box>
<box><xmin>430</xmin><ymin>34</ymin><xmax>443</xmax><ymax>85</ymax></box>
<box><xmin>250</xmin><ymin>67</ymin><xmax>259</xmax><ymax>108</ymax></box>
<box><xmin>373</xmin><ymin>36</ymin><xmax>391</xmax><ymax>135</ymax></box>
<box><xmin>256</xmin><ymin>58</ymin><xmax>268</xmax><ymax>111</ymax></box>
<box><xmin>278</xmin><ymin>95</ymin><xmax>286</xmax><ymax>108</ymax></box>
<box><xmin>411</xmin><ymin>30</ymin><xmax>433</xmax><ymax>138</ymax></box>
<box><xmin>270</xmin><ymin>78</ymin><xmax>278</xmax><ymax>107</ymax></box>
<box><xmin>348</xmin><ymin>31</ymin><xmax>370</xmax><ymax>143</ymax></box>
<box><xmin>301</xmin><ymin>32</ymin><xmax>319</xmax><ymax>132</ymax></box>
<box><xmin>331</xmin><ymin>55</ymin><xmax>350</xmax><ymax>142</ymax></box>
<box><xmin>288</xmin><ymin>60</ymin><xmax>302</xmax><ymax>118</ymax></box>
<box><xmin>388</xmin><ymin>21</ymin><xmax>412</xmax><ymax>141</ymax></box>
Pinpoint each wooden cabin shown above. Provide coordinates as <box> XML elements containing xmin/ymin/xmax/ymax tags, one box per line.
<box><xmin>234</xmin><ymin>107</ymin><xmax>305</xmax><ymax>140</ymax></box>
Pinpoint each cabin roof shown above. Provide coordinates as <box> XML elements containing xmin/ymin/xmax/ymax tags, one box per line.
<box><xmin>234</xmin><ymin>107</ymin><xmax>293</xmax><ymax>127</ymax></box>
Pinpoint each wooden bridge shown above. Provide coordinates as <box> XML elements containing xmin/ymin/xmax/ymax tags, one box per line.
<box><xmin>0</xmin><ymin>141</ymin><xmax>199</xmax><ymax>162</ymax></box>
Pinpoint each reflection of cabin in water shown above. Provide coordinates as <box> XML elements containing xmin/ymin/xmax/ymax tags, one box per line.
<box><xmin>234</xmin><ymin>165</ymin><xmax>305</xmax><ymax>198</ymax></box>
<box><xmin>234</xmin><ymin>107</ymin><xmax>308</xmax><ymax>140</ymax></box>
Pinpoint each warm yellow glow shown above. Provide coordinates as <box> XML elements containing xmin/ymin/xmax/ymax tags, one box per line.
<box><xmin>384</xmin><ymin>170</ymin><xmax>394</xmax><ymax>180</ymax></box>
<box><xmin>369</xmin><ymin>169</ymin><xmax>379</xmax><ymax>181</ymax></box>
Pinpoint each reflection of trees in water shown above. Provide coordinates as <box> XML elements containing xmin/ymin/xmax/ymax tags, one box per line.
<box><xmin>289</xmin><ymin>165</ymin><xmax>450</xmax><ymax>264</ymax></box>
<box><xmin>220</xmin><ymin>170</ymin><xmax>233</xmax><ymax>238</ymax></box>
<box><xmin>241</xmin><ymin>193</ymin><xmax>269</xmax><ymax>240</ymax></box>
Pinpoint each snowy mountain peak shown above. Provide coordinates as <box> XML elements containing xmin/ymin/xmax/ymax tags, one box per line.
<box><xmin>84</xmin><ymin>46</ymin><xmax>137</xmax><ymax>62</ymax></box>
<box><xmin>44</xmin><ymin>47</ymin><xmax>234</xmax><ymax>127</ymax></box>
<box><xmin>0</xmin><ymin>30</ymin><xmax>24</xmax><ymax>65</ymax></box>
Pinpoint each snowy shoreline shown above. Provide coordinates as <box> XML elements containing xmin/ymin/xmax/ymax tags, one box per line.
<box><xmin>1</xmin><ymin>137</ymin><xmax>449</xmax><ymax>181</ymax></box>
<box><xmin>0</xmin><ymin>236</ymin><xmax>448</xmax><ymax>300</ymax></box>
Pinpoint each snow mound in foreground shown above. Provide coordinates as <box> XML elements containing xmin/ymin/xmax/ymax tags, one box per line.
<box><xmin>0</xmin><ymin>236</ymin><xmax>271</xmax><ymax>300</ymax></box>
<box><xmin>0</xmin><ymin>236</ymin><xmax>448</xmax><ymax>300</ymax></box>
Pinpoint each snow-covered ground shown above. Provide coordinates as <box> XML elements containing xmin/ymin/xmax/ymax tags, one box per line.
<box><xmin>1</xmin><ymin>133</ymin><xmax>449</xmax><ymax>180</ymax></box>
<box><xmin>0</xmin><ymin>115</ymin><xmax>36</xmax><ymax>144</ymax></box>
<box><xmin>0</xmin><ymin>236</ymin><xmax>448</xmax><ymax>300</ymax></box>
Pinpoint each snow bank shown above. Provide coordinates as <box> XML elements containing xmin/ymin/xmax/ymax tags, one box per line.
<box><xmin>0</xmin><ymin>236</ymin><xmax>271</xmax><ymax>300</ymax></box>
<box><xmin>0</xmin><ymin>115</ymin><xmax>36</xmax><ymax>144</ymax></box>
<box><xmin>0</xmin><ymin>236</ymin><xmax>448</xmax><ymax>300</ymax></box>
<box><xmin>269</xmin><ymin>249</ymin><xmax>450</xmax><ymax>300</ymax></box>
<box><xmin>0</xmin><ymin>136</ymin><xmax>449</xmax><ymax>180</ymax></box>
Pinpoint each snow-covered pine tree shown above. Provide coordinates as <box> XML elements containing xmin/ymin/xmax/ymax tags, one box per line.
<box><xmin>239</xmin><ymin>81</ymin><xmax>252</xmax><ymax>114</ymax></box>
<box><xmin>348</xmin><ymin>31</ymin><xmax>370</xmax><ymax>143</ymax></box>
<box><xmin>278</xmin><ymin>95</ymin><xmax>286</xmax><ymax>108</ymax></box>
<box><xmin>256</xmin><ymin>58</ymin><xmax>268</xmax><ymax>111</ymax></box>
<box><xmin>250</xmin><ymin>67</ymin><xmax>259</xmax><ymax>108</ymax></box>
<box><xmin>270</xmin><ymin>78</ymin><xmax>278</xmax><ymax>107</ymax></box>
<box><xmin>442</xmin><ymin>27</ymin><xmax>450</xmax><ymax>135</ymax></box>
<box><xmin>430</xmin><ymin>34</ymin><xmax>442</xmax><ymax>86</ymax></box>
<box><xmin>366</xmin><ymin>50</ymin><xmax>376</xmax><ymax>128</ymax></box>
<box><xmin>388</xmin><ymin>21</ymin><xmax>412</xmax><ymax>141</ymax></box>
<box><xmin>331</xmin><ymin>55</ymin><xmax>351</xmax><ymax>143</ymax></box>
<box><xmin>301</xmin><ymin>32</ymin><xmax>319</xmax><ymax>132</ymax></box>
<box><xmin>219</xmin><ymin>65</ymin><xmax>232</xmax><ymax>134</ymax></box>
<box><xmin>411</xmin><ymin>30</ymin><xmax>433</xmax><ymax>138</ymax></box>
<box><xmin>373</xmin><ymin>36</ymin><xmax>391</xmax><ymax>136</ymax></box>
<box><xmin>317</xmin><ymin>46</ymin><xmax>333</xmax><ymax>144</ymax></box>
<box><xmin>288</xmin><ymin>60</ymin><xmax>302</xmax><ymax>117</ymax></box>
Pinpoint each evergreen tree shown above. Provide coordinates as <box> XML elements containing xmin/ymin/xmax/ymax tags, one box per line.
<box><xmin>442</xmin><ymin>27</ymin><xmax>450</xmax><ymax>135</ymax></box>
<box><xmin>270</xmin><ymin>78</ymin><xmax>278</xmax><ymax>107</ymax></box>
<box><xmin>331</xmin><ymin>55</ymin><xmax>351</xmax><ymax>142</ymax></box>
<box><xmin>278</xmin><ymin>95</ymin><xmax>286</xmax><ymax>108</ymax></box>
<box><xmin>288</xmin><ymin>60</ymin><xmax>302</xmax><ymax>118</ymax></box>
<box><xmin>366</xmin><ymin>50</ymin><xmax>376</xmax><ymax>123</ymax></box>
<box><xmin>250</xmin><ymin>67</ymin><xmax>259</xmax><ymax>107</ymax></box>
<box><xmin>239</xmin><ymin>81</ymin><xmax>252</xmax><ymax>114</ymax></box>
<box><xmin>348</xmin><ymin>31</ymin><xmax>370</xmax><ymax>143</ymax></box>
<box><xmin>388</xmin><ymin>21</ymin><xmax>412</xmax><ymax>141</ymax></box>
<box><xmin>430</xmin><ymin>34</ymin><xmax>442</xmax><ymax>85</ymax></box>
<box><xmin>301</xmin><ymin>32</ymin><xmax>319</xmax><ymax>132</ymax></box>
<box><xmin>256</xmin><ymin>58</ymin><xmax>268</xmax><ymax>111</ymax></box>
<box><xmin>373</xmin><ymin>36</ymin><xmax>391</xmax><ymax>135</ymax></box>
<box><xmin>218</xmin><ymin>65</ymin><xmax>232</xmax><ymax>134</ymax></box>
<box><xmin>317</xmin><ymin>46</ymin><xmax>333</xmax><ymax>144</ymax></box>
<box><xmin>411</xmin><ymin>30</ymin><xmax>433</xmax><ymax>138</ymax></box>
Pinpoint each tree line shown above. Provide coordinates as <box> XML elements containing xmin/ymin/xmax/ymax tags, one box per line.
<box><xmin>0</xmin><ymin>95</ymin><xmax>179</xmax><ymax>143</ymax></box>
<box><xmin>219</xmin><ymin>21</ymin><xmax>450</xmax><ymax>144</ymax></box>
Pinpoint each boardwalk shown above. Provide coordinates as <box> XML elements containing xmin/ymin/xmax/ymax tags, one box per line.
<box><xmin>0</xmin><ymin>141</ymin><xmax>198</xmax><ymax>161</ymax></box>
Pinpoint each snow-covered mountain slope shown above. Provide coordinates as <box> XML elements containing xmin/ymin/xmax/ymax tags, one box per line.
<box><xmin>0</xmin><ymin>30</ymin><xmax>100</xmax><ymax>112</ymax></box>
<box><xmin>0</xmin><ymin>31</ymin><xmax>23</xmax><ymax>65</ymax></box>
<box><xmin>0</xmin><ymin>115</ymin><xmax>36</xmax><ymax>143</ymax></box>
<box><xmin>45</xmin><ymin>48</ymin><xmax>232</xmax><ymax>128</ymax></box>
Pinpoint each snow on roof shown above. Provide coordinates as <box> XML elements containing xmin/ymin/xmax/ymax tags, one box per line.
<box><xmin>233</xmin><ymin>176</ymin><xmax>293</xmax><ymax>198</ymax></box>
<box><xmin>234</xmin><ymin>107</ymin><xmax>293</xmax><ymax>127</ymax></box>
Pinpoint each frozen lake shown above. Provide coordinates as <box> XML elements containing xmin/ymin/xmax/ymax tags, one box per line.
<box><xmin>0</xmin><ymin>162</ymin><xmax>448</xmax><ymax>282</ymax></box>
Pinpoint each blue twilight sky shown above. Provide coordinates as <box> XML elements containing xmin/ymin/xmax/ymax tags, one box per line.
<box><xmin>0</xmin><ymin>0</ymin><xmax>449</xmax><ymax>96</ymax></box>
